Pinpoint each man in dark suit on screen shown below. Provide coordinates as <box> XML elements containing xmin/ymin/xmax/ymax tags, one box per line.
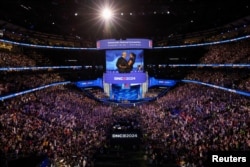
<box><xmin>116</xmin><ymin>51</ymin><xmax>129</xmax><ymax>73</ymax></box>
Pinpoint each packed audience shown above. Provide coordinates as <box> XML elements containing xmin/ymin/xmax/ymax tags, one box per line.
<box><xmin>0</xmin><ymin>50</ymin><xmax>66</xmax><ymax>96</ymax></box>
<box><xmin>1</xmin><ymin>18</ymin><xmax>249</xmax><ymax>48</ymax></box>
<box><xmin>200</xmin><ymin>40</ymin><xmax>250</xmax><ymax>64</ymax></box>
<box><xmin>1</xmin><ymin>81</ymin><xmax>249</xmax><ymax>167</ymax></box>
<box><xmin>139</xmin><ymin>84</ymin><xmax>250</xmax><ymax>166</ymax></box>
<box><xmin>0</xmin><ymin>38</ymin><xmax>250</xmax><ymax>167</ymax></box>
<box><xmin>0</xmin><ymin>73</ymin><xmax>65</xmax><ymax>96</ymax></box>
<box><xmin>185</xmin><ymin>69</ymin><xmax>250</xmax><ymax>92</ymax></box>
<box><xmin>0</xmin><ymin>50</ymin><xmax>36</xmax><ymax>67</ymax></box>
<box><xmin>184</xmin><ymin>39</ymin><xmax>250</xmax><ymax>91</ymax></box>
<box><xmin>156</xmin><ymin>23</ymin><xmax>250</xmax><ymax>46</ymax></box>
<box><xmin>0</xmin><ymin>86</ymin><xmax>114</xmax><ymax>167</ymax></box>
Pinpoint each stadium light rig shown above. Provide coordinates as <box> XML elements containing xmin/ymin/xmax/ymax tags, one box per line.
<box><xmin>101</xmin><ymin>7</ymin><xmax>113</xmax><ymax>20</ymax></box>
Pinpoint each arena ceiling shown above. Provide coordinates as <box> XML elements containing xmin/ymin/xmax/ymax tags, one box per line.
<box><xmin>0</xmin><ymin>0</ymin><xmax>249</xmax><ymax>40</ymax></box>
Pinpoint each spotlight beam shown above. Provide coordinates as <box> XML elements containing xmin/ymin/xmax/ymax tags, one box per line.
<box><xmin>101</xmin><ymin>8</ymin><xmax>113</xmax><ymax>20</ymax></box>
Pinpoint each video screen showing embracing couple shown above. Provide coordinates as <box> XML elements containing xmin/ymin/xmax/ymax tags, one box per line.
<box><xmin>106</xmin><ymin>50</ymin><xmax>144</xmax><ymax>73</ymax></box>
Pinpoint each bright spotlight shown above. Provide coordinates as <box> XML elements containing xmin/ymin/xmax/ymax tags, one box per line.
<box><xmin>101</xmin><ymin>8</ymin><xmax>113</xmax><ymax>20</ymax></box>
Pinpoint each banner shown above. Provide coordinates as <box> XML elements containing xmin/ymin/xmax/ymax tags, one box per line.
<box><xmin>97</xmin><ymin>38</ymin><xmax>152</xmax><ymax>49</ymax></box>
<box><xmin>75</xmin><ymin>78</ymin><xmax>103</xmax><ymax>88</ymax></box>
<box><xmin>104</xmin><ymin>72</ymin><xmax>147</xmax><ymax>84</ymax></box>
<box><xmin>148</xmin><ymin>77</ymin><xmax>176</xmax><ymax>87</ymax></box>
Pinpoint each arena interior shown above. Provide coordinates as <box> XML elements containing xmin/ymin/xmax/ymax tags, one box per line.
<box><xmin>0</xmin><ymin>0</ymin><xmax>250</xmax><ymax>167</ymax></box>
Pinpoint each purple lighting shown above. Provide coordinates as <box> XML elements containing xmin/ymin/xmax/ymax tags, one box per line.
<box><xmin>104</xmin><ymin>72</ymin><xmax>147</xmax><ymax>84</ymax></box>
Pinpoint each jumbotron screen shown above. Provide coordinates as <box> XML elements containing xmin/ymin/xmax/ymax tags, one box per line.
<box><xmin>105</xmin><ymin>49</ymin><xmax>144</xmax><ymax>71</ymax></box>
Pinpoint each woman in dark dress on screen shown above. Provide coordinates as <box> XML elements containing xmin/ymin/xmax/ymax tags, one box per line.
<box><xmin>127</xmin><ymin>52</ymin><xmax>136</xmax><ymax>72</ymax></box>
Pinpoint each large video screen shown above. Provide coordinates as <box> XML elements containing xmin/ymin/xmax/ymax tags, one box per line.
<box><xmin>106</xmin><ymin>50</ymin><xmax>144</xmax><ymax>72</ymax></box>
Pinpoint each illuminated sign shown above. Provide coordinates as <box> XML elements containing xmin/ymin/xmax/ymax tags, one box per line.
<box><xmin>75</xmin><ymin>78</ymin><xmax>103</xmax><ymax>88</ymax></box>
<box><xmin>111</xmin><ymin>133</ymin><xmax>138</xmax><ymax>139</ymax></box>
<box><xmin>148</xmin><ymin>77</ymin><xmax>176</xmax><ymax>87</ymax></box>
<box><xmin>104</xmin><ymin>72</ymin><xmax>147</xmax><ymax>84</ymax></box>
<box><xmin>114</xmin><ymin>77</ymin><xmax>136</xmax><ymax>81</ymax></box>
<box><xmin>97</xmin><ymin>38</ymin><xmax>152</xmax><ymax>49</ymax></box>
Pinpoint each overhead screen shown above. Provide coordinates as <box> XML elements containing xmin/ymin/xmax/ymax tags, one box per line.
<box><xmin>105</xmin><ymin>49</ymin><xmax>144</xmax><ymax>71</ymax></box>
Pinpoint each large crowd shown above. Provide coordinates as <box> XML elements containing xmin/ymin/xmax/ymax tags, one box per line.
<box><xmin>1</xmin><ymin>86</ymin><xmax>115</xmax><ymax>167</ymax></box>
<box><xmin>139</xmin><ymin>83</ymin><xmax>250</xmax><ymax>166</ymax></box>
<box><xmin>200</xmin><ymin>40</ymin><xmax>250</xmax><ymax>64</ymax></box>
<box><xmin>0</xmin><ymin>50</ymin><xmax>65</xmax><ymax>96</ymax></box>
<box><xmin>185</xmin><ymin>39</ymin><xmax>250</xmax><ymax>91</ymax></box>
<box><xmin>0</xmin><ymin>39</ymin><xmax>250</xmax><ymax>167</ymax></box>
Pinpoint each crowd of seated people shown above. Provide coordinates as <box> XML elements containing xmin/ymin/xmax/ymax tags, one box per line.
<box><xmin>185</xmin><ymin>69</ymin><xmax>250</xmax><ymax>91</ymax></box>
<box><xmin>184</xmin><ymin>39</ymin><xmax>250</xmax><ymax>92</ymax></box>
<box><xmin>1</xmin><ymin>28</ymin><xmax>95</xmax><ymax>48</ymax></box>
<box><xmin>156</xmin><ymin>23</ymin><xmax>250</xmax><ymax>46</ymax></box>
<box><xmin>1</xmin><ymin>81</ymin><xmax>249</xmax><ymax>167</ymax></box>
<box><xmin>139</xmin><ymin>83</ymin><xmax>250</xmax><ymax>166</ymax></box>
<box><xmin>0</xmin><ymin>86</ymin><xmax>114</xmax><ymax>167</ymax></box>
<box><xmin>0</xmin><ymin>38</ymin><xmax>250</xmax><ymax>167</ymax></box>
<box><xmin>1</xmin><ymin>18</ymin><xmax>249</xmax><ymax>48</ymax></box>
<box><xmin>0</xmin><ymin>50</ymin><xmax>36</xmax><ymax>67</ymax></box>
<box><xmin>148</xmin><ymin>39</ymin><xmax>250</xmax><ymax>92</ymax></box>
<box><xmin>0</xmin><ymin>73</ymin><xmax>65</xmax><ymax>96</ymax></box>
<box><xmin>200</xmin><ymin>40</ymin><xmax>250</xmax><ymax>64</ymax></box>
<box><xmin>0</xmin><ymin>50</ymin><xmax>65</xmax><ymax>96</ymax></box>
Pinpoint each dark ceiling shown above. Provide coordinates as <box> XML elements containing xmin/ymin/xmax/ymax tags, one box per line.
<box><xmin>0</xmin><ymin>0</ymin><xmax>249</xmax><ymax>40</ymax></box>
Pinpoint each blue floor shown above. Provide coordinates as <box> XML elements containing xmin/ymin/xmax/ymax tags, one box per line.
<box><xmin>111</xmin><ymin>84</ymin><xmax>141</xmax><ymax>101</ymax></box>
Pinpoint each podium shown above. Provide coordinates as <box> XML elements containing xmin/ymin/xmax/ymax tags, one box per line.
<box><xmin>103</xmin><ymin>71</ymin><xmax>148</xmax><ymax>101</ymax></box>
